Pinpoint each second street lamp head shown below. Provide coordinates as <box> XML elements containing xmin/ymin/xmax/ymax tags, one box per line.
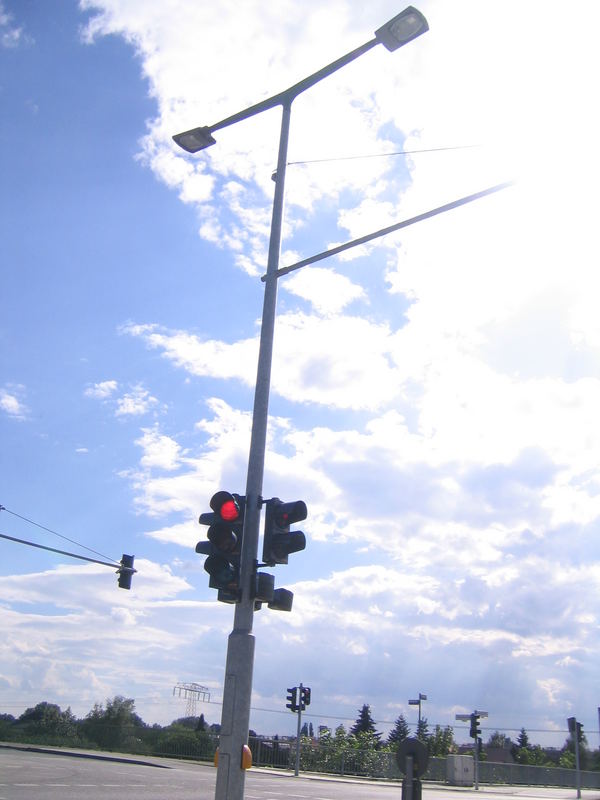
<box><xmin>374</xmin><ymin>6</ymin><xmax>428</xmax><ymax>51</ymax></box>
<box><xmin>172</xmin><ymin>125</ymin><xmax>216</xmax><ymax>153</ymax></box>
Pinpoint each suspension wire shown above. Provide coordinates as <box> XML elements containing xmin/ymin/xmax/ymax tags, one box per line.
<box><xmin>0</xmin><ymin>504</ymin><xmax>119</xmax><ymax>565</ymax></box>
<box><xmin>287</xmin><ymin>143</ymin><xmax>480</xmax><ymax>167</ymax></box>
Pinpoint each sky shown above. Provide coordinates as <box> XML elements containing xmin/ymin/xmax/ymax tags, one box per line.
<box><xmin>1</xmin><ymin>0</ymin><xmax>600</xmax><ymax>748</ymax></box>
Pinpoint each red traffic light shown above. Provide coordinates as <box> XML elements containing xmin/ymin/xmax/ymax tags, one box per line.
<box><xmin>273</xmin><ymin>500</ymin><xmax>307</xmax><ymax>528</ymax></box>
<box><xmin>210</xmin><ymin>490</ymin><xmax>242</xmax><ymax>522</ymax></box>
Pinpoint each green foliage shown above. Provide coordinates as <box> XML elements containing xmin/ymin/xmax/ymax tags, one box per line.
<box><xmin>387</xmin><ymin>713</ymin><xmax>410</xmax><ymax>746</ymax></box>
<box><xmin>416</xmin><ymin>716</ymin><xmax>429</xmax><ymax>742</ymax></box>
<box><xmin>517</xmin><ymin>728</ymin><xmax>530</xmax><ymax>750</ymax></box>
<box><xmin>427</xmin><ymin>724</ymin><xmax>456</xmax><ymax>756</ymax></box>
<box><xmin>516</xmin><ymin>745</ymin><xmax>552</xmax><ymax>766</ymax></box>
<box><xmin>152</xmin><ymin>723</ymin><xmax>214</xmax><ymax>760</ymax></box>
<box><xmin>350</xmin><ymin>704</ymin><xmax>380</xmax><ymax>741</ymax></box>
<box><xmin>559</xmin><ymin>749</ymin><xmax>576</xmax><ymax>769</ymax></box>
<box><xmin>14</xmin><ymin>702</ymin><xmax>82</xmax><ymax>744</ymax></box>
<box><xmin>487</xmin><ymin>730</ymin><xmax>511</xmax><ymax>749</ymax></box>
<box><xmin>562</xmin><ymin>732</ymin><xmax>589</xmax><ymax>770</ymax></box>
<box><xmin>81</xmin><ymin>696</ymin><xmax>147</xmax><ymax>752</ymax></box>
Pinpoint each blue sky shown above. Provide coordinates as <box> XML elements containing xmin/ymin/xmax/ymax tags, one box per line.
<box><xmin>1</xmin><ymin>0</ymin><xmax>600</xmax><ymax>746</ymax></box>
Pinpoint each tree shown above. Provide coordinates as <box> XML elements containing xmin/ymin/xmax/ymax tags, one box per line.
<box><xmin>487</xmin><ymin>731</ymin><xmax>511</xmax><ymax>749</ymax></box>
<box><xmin>416</xmin><ymin>716</ymin><xmax>429</xmax><ymax>742</ymax></box>
<box><xmin>387</xmin><ymin>713</ymin><xmax>410</xmax><ymax>746</ymax></box>
<box><xmin>196</xmin><ymin>714</ymin><xmax>207</xmax><ymax>732</ymax></box>
<box><xmin>428</xmin><ymin>725</ymin><xmax>456</xmax><ymax>756</ymax></box>
<box><xmin>517</xmin><ymin>728</ymin><xmax>530</xmax><ymax>749</ymax></box>
<box><xmin>350</xmin><ymin>704</ymin><xmax>380</xmax><ymax>742</ymax></box>
<box><xmin>562</xmin><ymin>728</ymin><xmax>589</xmax><ymax>770</ymax></box>
<box><xmin>82</xmin><ymin>696</ymin><xmax>144</xmax><ymax>750</ymax></box>
<box><xmin>512</xmin><ymin>728</ymin><xmax>531</xmax><ymax>763</ymax></box>
<box><xmin>16</xmin><ymin>702</ymin><xmax>79</xmax><ymax>742</ymax></box>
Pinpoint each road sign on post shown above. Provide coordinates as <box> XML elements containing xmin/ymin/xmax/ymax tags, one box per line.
<box><xmin>397</xmin><ymin>738</ymin><xmax>428</xmax><ymax>800</ymax></box>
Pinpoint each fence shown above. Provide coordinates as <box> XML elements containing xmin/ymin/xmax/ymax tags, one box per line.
<box><xmin>3</xmin><ymin>728</ymin><xmax>600</xmax><ymax>789</ymax></box>
<box><xmin>248</xmin><ymin>739</ymin><xmax>600</xmax><ymax>789</ymax></box>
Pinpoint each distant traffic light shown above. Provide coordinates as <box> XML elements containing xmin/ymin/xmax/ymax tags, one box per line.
<box><xmin>300</xmin><ymin>686</ymin><xmax>311</xmax><ymax>710</ymax></box>
<box><xmin>470</xmin><ymin>713</ymin><xmax>481</xmax><ymax>739</ymax></box>
<box><xmin>197</xmin><ymin>491</ymin><xmax>245</xmax><ymax>603</ymax></box>
<box><xmin>262</xmin><ymin>498</ymin><xmax>307</xmax><ymax>565</ymax></box>
<box><xmin>286</xmin><ymin>687</ymin><xmax>298</xmax><ymax>712</ymax></box>
<box><xmin>117</xmin><ymin>554</ymin><xmax>135</xmax><ymax>590</ymax></box>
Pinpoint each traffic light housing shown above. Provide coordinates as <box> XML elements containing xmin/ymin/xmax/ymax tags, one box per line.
<box><xmin>197</xmin><ymin>491</ymin><xmax>245</xmax><ymax>603</ymax></box>
<box><xmin>470</xmin><ymin>713</ymin><xmax>481</xmax><ymax>739</ymax></box>
<box><xmin>286</xmin><ymin>686</ymin><xmax>298</xmax><ymax>712</ymax></box>
<box><xmin>300</xmin><ymin>686</ymin><xmax>311</xmax><ymax>710</ymax></box>
<box><xmin>117</xmin><ymin>554</ymin><xmax>135</xmax><ymax>590</ymax></box>
<box><xmin>262</xmin><ymin>498</ymin><xmax>307</xmax><ymax>565</ymax></box>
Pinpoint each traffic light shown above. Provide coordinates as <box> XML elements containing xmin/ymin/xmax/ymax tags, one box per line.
<box><xmin>577</xmin><ymin>722</ymin><xmax>584</xmax><ymax>743</ymax></box>
<box><xmin>117</xmin><ymin>554</ymin><xmax>135</xmax><ymax>590</ymax></box>
<box><xmin>197</xmin><ymin>491</ymin><xmax>245</xmax><ymax>603</ymax></box>
<box><xmin>262</xmin><ymin>498</ymin><xmax>307</xmax><ymax>565</ymax></box>
<box><xmin>286</xmin><ymin>687</ymin><xmax>298</xmax><ymax>712</ymax></box>
<box><xmin>470</xmin><ymin>713</ymin><xmax>481</xmax><ymax>739</ymax></box>
<box><xmin>300</xmin><ymin>686</ymin><xmax>311</xmax><ymax>710</ymax></box>
<box><xmin>268</xmin><ymin>587</ymin><xmax>294</xmax><ymax>612</ymax></box>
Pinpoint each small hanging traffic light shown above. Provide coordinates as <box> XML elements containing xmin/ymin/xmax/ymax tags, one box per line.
<box><xmin>117</xmin><ymin>554</ymin><xmax>136</xmax><ymax>590</ymax></box>
<box><xmin>262</xmin><ymin>498</ymin><xmax>307</xmax><ymax>565</ymax></box>
<box><xmin>197</xmin><ymin>491</ymin><xmax>245</xmax><ymax>603</ymax></box>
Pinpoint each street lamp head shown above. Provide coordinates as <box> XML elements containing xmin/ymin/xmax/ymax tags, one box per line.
<box><xmin>374</xmin><ymin>6</ymin><xmax>428</xmax><ymax>52</ymax></box>
<box><xmin>172</xmin><ymin>125</ymin><xmax>216</xmax><ymax>153</ymax></box>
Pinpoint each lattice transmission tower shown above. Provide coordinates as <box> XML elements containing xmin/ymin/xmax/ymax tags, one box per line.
<box><xmin>173</xmin><ymin>682</ymin><xmax>211</xmax><ymax>718</ymax></box>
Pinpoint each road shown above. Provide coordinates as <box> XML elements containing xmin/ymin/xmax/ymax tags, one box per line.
<box><xmin>1</xmin><ymin>747</ymin><xmax>599</xmax><ymax>800</ymax></box>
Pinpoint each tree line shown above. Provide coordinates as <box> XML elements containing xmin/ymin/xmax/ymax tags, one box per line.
<box><xmin>1</xmin><ymin>698</ymin><xmax>599</xmax><ymax>772</ymax></box>
<box><xmin>0</xmin><ymin>696</ymin><xmax>217</xmax><ymax>758</ymax></box>
<box><xmin>334</xmin><ymin>704</ymin><xmax>600</xmax><ymax>771</ymax></box>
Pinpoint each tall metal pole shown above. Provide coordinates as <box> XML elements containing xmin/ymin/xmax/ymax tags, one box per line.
<box><xmin>295</xmin><ymin>682</ymin><xmax>303</xmax><ymax>777</ymax></box>
<box><xmin>173</xmin><ymin>13</ymin><xmax>431</xmax><ymax>800</ymax></box>
<box><xmin>574</xmin><ymin>725</ymin><xmax>581</xmax><ymax>800</ymax></box>
<box><xmin>214</xmin><ymin>99</ymin><xmax>292</xmax><ymax>800</ymax></box>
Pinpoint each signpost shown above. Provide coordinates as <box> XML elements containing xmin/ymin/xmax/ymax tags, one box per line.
<box><xmin>456</xmin><ymin>711</ymin><xmax>488</xmax><ymax>790</ymax></box>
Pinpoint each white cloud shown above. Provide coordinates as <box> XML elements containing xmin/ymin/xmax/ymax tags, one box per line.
<box><xmin>283</xmin><ymin>267</ymin><xmax>366</xmax><ymax>316</ymax></box>
<box><xmin>115</xmin><ymin>384</ymin><xmax>159</xmax><ymax>417</ymax></box>
<box><xmin>0</xmin><ymin>2</ymin><xmax>28</xmax><ymax>48</ymax></box>
<box><xmin>0</xmin><ymin>385</ymin><xmax>27</xmax><ymax>420</ymax></box>
<box><xmin>84</xmin><ymin>379</ymin><xmax>118</xmax><ymax>399</ymax></box>
<box><xmin>55</xmin><ymin>0</ymin><xmax>600</xmax><ymax>739</ymax></box>
<box><xmin>136</xmin><ymin>426</ymin><xmax>182</xmax><ymax>470</ymax></box>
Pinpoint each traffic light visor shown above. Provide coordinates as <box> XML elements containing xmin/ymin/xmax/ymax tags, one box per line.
<box><xmin>274</xmin><ymin>500</ymin><xmax>307</xmax><ymax>527</ymax></box>
<box><xmin>210</xmin><ymin>490</ymin><xmax>241</xmax><ymax>522</ymax></box>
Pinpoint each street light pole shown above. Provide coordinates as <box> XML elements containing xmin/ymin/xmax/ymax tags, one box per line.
<box><xmin>174</xmin><ymin>9</ymin><xmax>428</xmax><ymax>800</ymax></box>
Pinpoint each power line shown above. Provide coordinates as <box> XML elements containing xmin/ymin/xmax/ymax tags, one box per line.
<box><xmin>287</xmin><ymin>143</ymin><xmax>480</xmax><ymax>167</ymax></box>
<box><xmin>0</xmin><ymin>504</ymin><xmax>118</xmax><ymax>565</ymax></box>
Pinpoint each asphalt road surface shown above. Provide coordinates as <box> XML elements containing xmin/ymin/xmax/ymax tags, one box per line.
<box><xmin>1</xmin><ymin>747</ymin><xmax>599</xmax><ymax>800</ymax></box>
